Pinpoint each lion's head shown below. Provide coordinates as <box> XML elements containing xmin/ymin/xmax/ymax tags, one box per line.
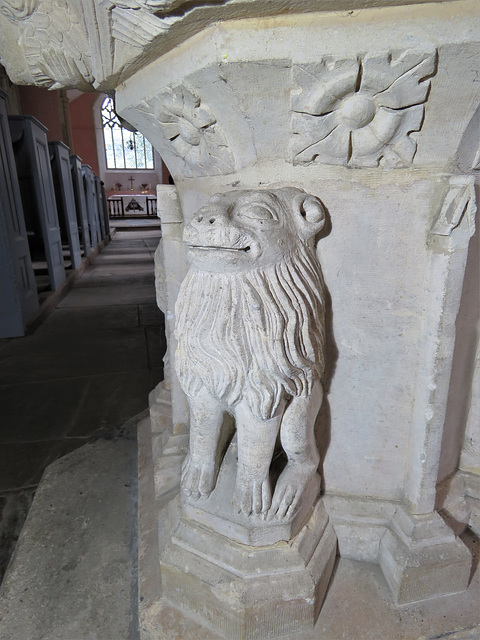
<box><xmin>175</xmin><ymin>188</ymin><xmax>327</xmax><ymax>421</ymax></box>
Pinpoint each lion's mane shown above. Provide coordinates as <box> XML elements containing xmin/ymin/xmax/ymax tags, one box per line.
<box><xmin>175</xmin><ymin>243</ymin><xmax>326</xmax><ymax>422</ymax></box>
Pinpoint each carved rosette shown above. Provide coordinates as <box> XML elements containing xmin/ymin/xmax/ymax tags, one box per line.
<box><xmin>144</xmin><ymin>84</ymin><xmax>234</xmax><ymax>178</ymax></box>
<box><xmin>290</xmin><ymin>50</ymin><xmax>437</xmax><ymax>168</ymax></box>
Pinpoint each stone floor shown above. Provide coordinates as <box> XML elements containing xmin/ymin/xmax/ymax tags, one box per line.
<box><xmin>0</xmin><ymin>221</ymin><xmax>165</xmax><ymax>583</ymax></box>
<box><xmin>0</xmin><ymin>412</ymin><xmax>143</xmax><ymax>640</ymax></box>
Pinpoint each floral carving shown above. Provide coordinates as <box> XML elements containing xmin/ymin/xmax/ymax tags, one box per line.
<box><xmin>290</xmin><ymin>50</ymin><xmax>437</xmax><ymax>168</ymax></box>
<box><xmin>150</xmin><ymin>85</ymin><xmax>234</xmax><ymax>177</ymax></box>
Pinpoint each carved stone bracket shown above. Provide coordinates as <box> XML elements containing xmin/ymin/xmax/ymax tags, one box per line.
<box><xmin>138</xmin><ymin>84</ymin><xmax>235</xmax><ymax>177</ymax></box>
<box><xmin>431</xmin><ymin>176</ymin><xmax>476</xmax><ymax>237</ymax></box>
<box><xmin>290</xmin><ymin>50</ymin><xmax>437</xmax><ymax>168</ymax></box>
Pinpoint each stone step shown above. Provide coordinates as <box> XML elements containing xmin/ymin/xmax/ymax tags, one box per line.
<box><xmin>0</xmin><ymin>426</ymin><xmax>139</xmax><ymax>640</ymax></box>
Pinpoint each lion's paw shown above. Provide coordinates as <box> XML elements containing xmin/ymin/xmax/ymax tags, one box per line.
<box><xmin>232</xmin><ymin>474</ymin><xmax>272</xmax><ymax>517</ymax></box>
<box><xmin>268</xmin><ymin>463</ymin><xmax>314</xmax><ymax>521</ymax></box>
<box><xmin>181</xmin><ymin>455</ymin><xmax>215</xmax><ymax>499</ymax></box>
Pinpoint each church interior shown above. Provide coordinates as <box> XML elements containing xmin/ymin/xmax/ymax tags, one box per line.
<box><xmin>0</xmin><ymin>2</ymin><xmax>479</xmax><ymax>639</ymax></box>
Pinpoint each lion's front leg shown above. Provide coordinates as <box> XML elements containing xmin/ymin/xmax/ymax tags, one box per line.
<box><xmin>182</xmin><ymin>386</ymin><xmax>224</xmax><ymax>499</ymax></box>
<box><xmin>269</xmin><ymin>379</ymin><xmax>323</xmax><ymax>520</ymax></box>
<box><xmin>232</xmin><ymin>399</ymin><xmax>284</xmax><ymax>516</ymax></box>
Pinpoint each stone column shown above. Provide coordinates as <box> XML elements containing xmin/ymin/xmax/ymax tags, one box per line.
<box><xmin>150</xmin><ymin>184</ymin><xmax>189</xmax><ymax>435</ymax></box>
<box><xmin>378</xmin><ymin>176</ymin><xmax>476</xmax><ymax>604</ymax></box>
<box><xmin>115</xmin><ymin>4</ymin><xmax>479</xmax><ymax>611</ymax></box>
<box><xmin>459</xmin><ymin>347</ymin><xmax>480</xmax><ymax>535</ymax></box>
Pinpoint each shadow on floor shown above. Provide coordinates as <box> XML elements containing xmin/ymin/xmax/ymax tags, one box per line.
<box><xmin>0</xmin><ymin>227</ymin><xmax>165</xmax><ymax>584</ymax></box>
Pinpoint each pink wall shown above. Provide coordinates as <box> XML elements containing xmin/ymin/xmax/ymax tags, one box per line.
<box><xmin>69</xmin><ymin>93</ymin><xmax>100</xmax><ymax>175</ymax></box>
<box><xmin>18</xmin><ymin>86</ymin><xmax>68</xmax><ymax>143</ymax></box>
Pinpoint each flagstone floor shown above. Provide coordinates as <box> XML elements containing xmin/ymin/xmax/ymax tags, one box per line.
<box><xmin>0</xmin><ymin>221</ymin><xmax>165</xmax><ymax>583</ymax></box>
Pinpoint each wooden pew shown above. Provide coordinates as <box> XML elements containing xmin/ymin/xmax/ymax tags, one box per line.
<box><xmin>8</xmin><ymin>115</ymin><xmax>66</xmax><ymax>291</ymax></box>
<box><xmin>49</xmin><ymin>141</ymin><xmax>82</xmax><ymax>270</ymax></box>
<box><xmin>0</xmin><ymin>91</ymin><xmax>39</xmax><ymax>337</ymax></box>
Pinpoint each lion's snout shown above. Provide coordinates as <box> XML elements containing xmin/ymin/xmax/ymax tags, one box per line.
<box><xmin>184</xmin><ymin>217</ymin><xmax>248</xmax><ymax>251</ymax></box>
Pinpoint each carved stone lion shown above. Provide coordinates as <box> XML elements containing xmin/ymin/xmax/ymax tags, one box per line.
<box><xmin>175</xmin><ymin>188</ymin><xmax>327</xmax><ymax>521</ymax></box>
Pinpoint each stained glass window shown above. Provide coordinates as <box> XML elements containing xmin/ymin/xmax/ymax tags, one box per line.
<box><xmin>101</xmin><ymin>96</ymin><xmax>154</xmax><ymax>170</ymax></box>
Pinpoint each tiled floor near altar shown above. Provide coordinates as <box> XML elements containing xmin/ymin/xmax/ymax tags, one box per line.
<box><xmin>0</xmin><ymin>221</ymin><xmax>165</xmax><ymax>583</ymax></box>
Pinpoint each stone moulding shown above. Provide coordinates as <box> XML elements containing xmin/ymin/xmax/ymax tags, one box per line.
<box><xmin>379</xmin><ymin>506</ymin><xmax>471</xmax><ymax>605</ymax></box>
<box><xmin>161</xmin><ymin>501</ymin><xmax>337</xmax><ymax>640</ymax></box>
<box><xmin>290</xmin><ymin>49</ymin><xmax>437</xmax><ymax>168</ymax></box>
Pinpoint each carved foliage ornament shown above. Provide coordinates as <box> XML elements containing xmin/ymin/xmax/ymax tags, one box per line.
<box><xmin>147</xmin><ymin>84</ymin><xmax>234</xmax><ymax>177</ymax></box>
<box><xmin>0</xmin><ymin>0</ymin><xmax>93</xmax><ymax>89</ymax></box>
<box><xmin>291</xmin><ymin>50</ymin><xmax>437</xmax><ymax>168</ymax></box>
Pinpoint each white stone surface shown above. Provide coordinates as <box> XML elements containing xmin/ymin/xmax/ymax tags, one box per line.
<box><xmin>182</xmin><ymin>437</ymin><xmax>321</xmax><ymax>546</ymax></box>
<box><xmin>116</xmin><ymin>3</ymin><xmax>480</xmax><ymax>614</ymax></box>
<box><xmin>3</xmin><ymin>0</ymin><xmax>474</xmax><ymax>92</ymax></box>
<box><xmin>161</xmin><ymin>499</ymin><xmax>337</xmax><ymax>640</ymax></box>
<box><xmin>116</xmin><ymin>5</ymin><xmax>479</xmax><ymax>527</ymax></box>
<box><xmin>138</xmin><ymin>408</ymin><xmax>480</xmax><ymax>640</ymax></box>
<box><xmin>460</xmin><ymin>346</ymin><xmax>480</xmax><ymax>476</ymax></box>
<box><xmin>290</xmin><ymin>50</ymin><xmax>437</xmax><ymax>168</ymax></box>
<box><xmin>118</xmin><ymin>4</ymin><xmax>480</xmax><ymax>175</ymax></box>
<box><xmin>379</xmin><ymin>506</ymin><xmax>471</xmax><ymax>605</ymax></box>
<box><xmin>151</xmin><ymin>185</ymin><xmax>189</xmax><ymax>432</ymax></box>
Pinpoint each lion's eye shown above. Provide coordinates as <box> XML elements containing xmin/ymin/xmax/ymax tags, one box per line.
<box><xmin>238</xmin><ymin>205</ymin><xmax>276</xmax><ymax>222</ymax></box>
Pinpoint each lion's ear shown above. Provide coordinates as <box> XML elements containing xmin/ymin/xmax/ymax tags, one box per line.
<box><xmin>293</xmin><ymin>193</ymin><xmax>326</xmax><ymax>239</ymax></box>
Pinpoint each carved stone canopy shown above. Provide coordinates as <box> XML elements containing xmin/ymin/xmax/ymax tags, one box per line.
<box><xmin>0</xmin><ymin>0</ymin><xmax>472</xmax><ymax>92</ymax></box>
<box><xmin>112</xmin><ymin>3</ymin><xmax>480</xmax><ymax>182</ymax></box>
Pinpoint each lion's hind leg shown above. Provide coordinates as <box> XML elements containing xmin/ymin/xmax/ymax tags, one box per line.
<box><xmin>182</xmin><ymin>386</ymin><xmax>224</xmax><ymax>499</ymax></box>
<box><xmin>232</xmin><ymin>399</ymin><xmax>284</xmax><ymax>516</ymax></box>
<box><xmin>269</xmin><ymin>380</ymin><xmax>323</xmax><ymax>520</ymax></box>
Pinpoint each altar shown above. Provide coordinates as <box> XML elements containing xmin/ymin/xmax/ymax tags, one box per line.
<box><xmin>107</xmin><ymin>192</ymin><xmax>157</xmax><ymax>217</ymax></box>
